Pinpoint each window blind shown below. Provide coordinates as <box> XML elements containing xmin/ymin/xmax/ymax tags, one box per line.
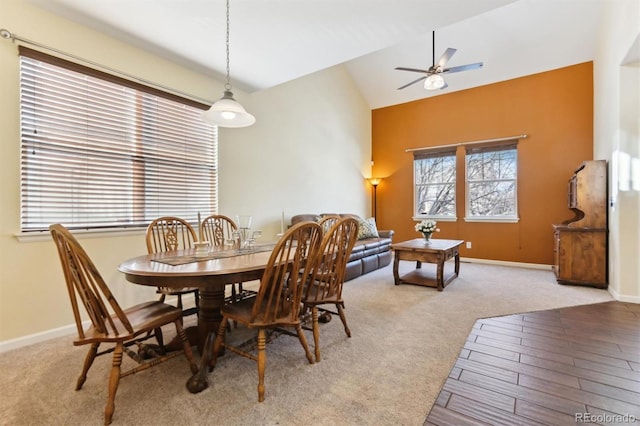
<box><xmin>19</xmin><ymin>47</ymin><xmax>218</xmax><ymax>232</ymax></box>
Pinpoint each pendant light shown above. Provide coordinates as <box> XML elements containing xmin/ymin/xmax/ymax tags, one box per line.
<box><xmin>424</xmin><ymin>73</ymin><xmax>445</xmax><ymax>90</ymax></box>
<box><xmin>202</xmin><ymin>0</ymin><xmax>255</xmax><ymax>127</ymax></box>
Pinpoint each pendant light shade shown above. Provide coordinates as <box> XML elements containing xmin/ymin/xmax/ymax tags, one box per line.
<box><xmin>424</xmin><ymin>73</ymin><xmax>445</xmax><ymax>90</ymax></box>
<box><xmin>202</xmin><ymin>0</ymin><xmax>255</xmax><ymax>128</ymax></box>
<box><xmin>202</xmin><ymin>90</ymin><xmax>255</xmax><ymax>127</ymax></box>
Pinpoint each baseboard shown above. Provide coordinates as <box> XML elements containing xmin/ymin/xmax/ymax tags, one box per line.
<box><xmin>607</xmin><ymin>286</ymin><xmax>640</xmax><ymax>303</ymax></box>
<box><xmin>0</xmin><ymin>321</ymin><xmax>87</xmax><ymax>354</ymax></box>
<box><xmin>460</xmin><ymin>257</ymin><xmax>553</xmax><ymax>270</ymax></box>
<box><xmin>462</xmin><ymin>258</ymin><xmax>639</xmax><ymax>304</ymax></box>
<box><xmin>0</xmin><ymin>294</ymin><xmax>193</xmax><ymax>353</ymax></box>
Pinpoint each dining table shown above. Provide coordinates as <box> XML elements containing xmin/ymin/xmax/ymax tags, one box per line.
<box><xmin>118</xmin><ymin>243</ymin><xmax>275</xmax><ymax>393</ymax></box>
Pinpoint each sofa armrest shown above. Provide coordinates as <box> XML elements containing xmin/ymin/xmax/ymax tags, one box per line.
<box><xmin>378</xmin><ymin>230</ymin><xmax>394</xmax><ymax>240</ymax></box>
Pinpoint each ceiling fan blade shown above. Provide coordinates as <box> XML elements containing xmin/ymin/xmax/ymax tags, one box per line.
<box><xmin>443</xmin><ymin>62</ymin><xmax>484</xmax><ymax>74</ymax></box>
<box><xmin>397</xmin><ymin>75</ymin><xmax>427</xmax><ymax>90</ymax></box>
<box><xmin>436</xmin><ymin>48</ymin><xmax>457</xmax><ymax>69</ymax></box>
<box><xmin>395</xmin><ymin>66</ymin><xmax>430</xmax><ymax>74</ymax></box>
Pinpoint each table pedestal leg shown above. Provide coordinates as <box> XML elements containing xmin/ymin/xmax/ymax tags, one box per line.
<box><xmin>186</xmin><ymin>332</ymin><xmax>215</xmax><ymax>393</ymax></box>
<box><xmin>196</xmin><ymin>287</ymin><xmax>225</xmax><ymax>353</ymax></box>
<box><xmin>185</xmin><ymin>285</ymin><xmax>225</xmax><ymax>393</ymax></box>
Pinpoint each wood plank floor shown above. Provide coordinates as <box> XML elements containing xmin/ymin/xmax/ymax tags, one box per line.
<box><xmin>425</xmin><ymin>301</ymin><xmax>640</xmax><ymax>425</ymax></box>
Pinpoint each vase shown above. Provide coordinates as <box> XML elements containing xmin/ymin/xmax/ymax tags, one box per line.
<box><xmin>422</xmin><ymin>232</ymin><xmax>432</xmax><ymax>245</ymax></box>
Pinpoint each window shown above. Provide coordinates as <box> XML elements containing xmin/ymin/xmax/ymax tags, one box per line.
<box><xmin>465</xmin><ymin>143</ymin><xmax>518</xmax><ymax>221</ymax></box>
<box><xmin>413</xmin><ymin>149</ymin><xmax>456</xmax><ymax>218</ymax></box>
<box><xmin>19</xmin><ymin>47</ymin><xmax>217</xmax><ymax>232</ymax></box>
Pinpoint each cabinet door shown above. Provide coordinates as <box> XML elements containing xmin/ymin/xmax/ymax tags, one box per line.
<box><xmin>556</xmin><ymin>230</ymin><xmax>607</xmax><ymax>287</ymax></box>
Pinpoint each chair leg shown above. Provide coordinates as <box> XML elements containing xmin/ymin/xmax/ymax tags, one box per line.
<box><xmin>337</xmin><ymin>303</ymin><xmax>351</xmax><ymax>337</ymax></box>
<box><xmin>76</xmin><ymin>342</ymin><xmax>100</xmax><ymax>390</ymax></box>
<box><xmin>104</xmin><ymin>342</ymin><xmax>123</xmax><ymax>425</ymax></box>
<box><xmin>311</xmin><ymin>307</ymin><xmax>321</xmax><ymax>362</ymax></box>
<box><xmin>295</xmin><ymin>324</ymin><xmax>314</xmax><ymax>364</ymax></box>
<box><xmin>257</xmin><ymin>328</ymin><xmax>266</xmax><ymax>402</ymax></box>
<box><xmin>231</xmin><ymin>284</ymin><xmax>238</xmax><ymax>302</ymax></box>
<box><xmin>154</xmin><ymin>327</ymin><xmax>164</xmax><ymax>348</ymax></box>
<box><xmin>176</xmin><ymin>294</ymin><xmax>184</xmax><ymax>312</ymax></box>
<box><xmin>175</xmin><ymin>320</ymin><xmax>198</xmax><ymax>375</ymax></box>
<box><xmin>209</xmin><ymin>318</ymin><xmax>228</xmax><ymax>371</ymax></box>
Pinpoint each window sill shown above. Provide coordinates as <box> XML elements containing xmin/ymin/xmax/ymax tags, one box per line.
<box><xmin>15</xmin><ymin>227</ymin><xmax>147</xmax><ymax>243</ymax></box>
<box><xmin>463</xmin><ymin>217</ymin><xmax>520</xmax><ymax>224</ymax></box>
<box><xmin>412</xmin><ymin>216</ymin><xmax>457</xmax><ymax>222</ymax></box>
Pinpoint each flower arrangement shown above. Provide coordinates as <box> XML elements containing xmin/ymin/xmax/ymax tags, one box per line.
<box><xmin>415</xmin><ymin>219</ymin><xmax>437</xmax><ymax>235</ymax></box>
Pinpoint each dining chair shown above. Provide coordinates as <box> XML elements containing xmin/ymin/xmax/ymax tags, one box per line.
<box><xmin>49</xmin><ymin>224</ymin><xmax>198</xmax><ymax>426</ymax></box>
<box><xmin>318</xmin><ymin>214</ymin><xmax>341</xmax><ymax>234</ymax></box>
<box><xmin>200</xmin><ymin>214</ymin><xmax>255</xmax><ymax>303</ymax></box>
<box><xmin>302</xmin><ymin>217</ymin><xmax>359</xmax><ymax>361</ymax></box>
<box><xmin>145</xmin><ymin>216</ymin><xmax>199</xmax><ymax>317</ymax></box>
<box><xmin>208</xmin><ymin>221</ymin><xmax>323</xmax><ymax>402</ymax></box>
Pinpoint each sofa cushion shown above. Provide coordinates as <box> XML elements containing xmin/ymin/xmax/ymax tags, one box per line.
<box><xmin>356</xmin><ymin>217</ymin><xmax>379</xmax><ymax>239</ymax></box>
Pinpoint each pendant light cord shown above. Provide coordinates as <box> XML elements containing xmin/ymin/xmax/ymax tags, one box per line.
<box><xmin>225</xmin><ymin>0</ymin><xmax>232</xmax><ymax>91</ymax></box>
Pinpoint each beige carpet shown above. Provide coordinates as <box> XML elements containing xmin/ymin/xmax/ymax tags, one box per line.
<box><xmin>0</xmin><ymin>261</ymin><xmax>614</xmax><ymax>426</ymax></box>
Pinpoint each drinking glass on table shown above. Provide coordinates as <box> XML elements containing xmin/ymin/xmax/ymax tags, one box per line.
<box><xmin>236</xmin><ymin>215</ymin><xmax>252</xmax><ymax>230</ymax></box>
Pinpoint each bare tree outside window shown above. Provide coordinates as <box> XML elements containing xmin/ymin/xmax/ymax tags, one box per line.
<box><xmin>466</xmin><ymin>147</ymin><xmax>518</xmax><ymax>218</ymax></box>
<box><xmin>414</xmin><ymin>153</ymin><xmax>456</xmax><ymax>217</ymax></box>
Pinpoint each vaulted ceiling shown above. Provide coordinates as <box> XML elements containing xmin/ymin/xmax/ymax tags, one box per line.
<box><xmin>27</xmin><ymin>0</ymin><xmax>606</xmax><ymax>109</ymax></box>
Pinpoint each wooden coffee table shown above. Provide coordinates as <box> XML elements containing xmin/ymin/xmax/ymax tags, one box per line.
<box><xmin>392</xmin><ymin>239</ymin><xmax>464</xmax><ymax>291</ymax></box>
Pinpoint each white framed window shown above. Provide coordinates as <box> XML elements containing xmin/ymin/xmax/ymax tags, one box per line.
<box><xmin>465</xmin><ymin>143</ymin><xmax>519</xmax><ymax>222</ymax></box>
<box><xmin>19</xmin><ymin>47</ymin><xmax>218</xmax><ymax>232</ymax></box>
<box><xmin>413</xmin><ymin>149</ymin><xmax>457</xmax><ymax>219</ymax></box>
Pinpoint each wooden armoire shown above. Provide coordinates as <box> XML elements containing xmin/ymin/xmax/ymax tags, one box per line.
<box><xmin>552</xmin><ymin>160</ymin><xmax>608</xmax><ymax>288</ymax></box>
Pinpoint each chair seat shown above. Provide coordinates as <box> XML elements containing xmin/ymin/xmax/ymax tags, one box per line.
<box><xmin>222</xmin><ymin>298</ymin><xmax>297</xmax><ymax>328</ymax></box>
<box><xmin>75</xmin><ymin>301</ymin><xmax>182</xmax><ymax>345</ymax></box>
<box><xmin>304</xmin><ymin>285</ymin><xmax>342</xmax><ymax>305</ymax></box>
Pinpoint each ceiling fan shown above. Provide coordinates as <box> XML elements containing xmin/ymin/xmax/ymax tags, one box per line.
<box><xmin>396</xmin><ymin>30</ymin><xmax>483</xmax><ymax>91</ymax></box>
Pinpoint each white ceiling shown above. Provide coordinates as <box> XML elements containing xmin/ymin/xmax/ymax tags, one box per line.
<box><xmin>26</xmin><ymin>0</ymin><xmax>606</xmax><ymax>109</ymax></box>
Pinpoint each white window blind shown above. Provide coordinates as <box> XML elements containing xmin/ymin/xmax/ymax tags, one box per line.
<box><xmin>19</xmin><ymin>47</ymin><xmax>218</xmax><ymax>232</ymax></box>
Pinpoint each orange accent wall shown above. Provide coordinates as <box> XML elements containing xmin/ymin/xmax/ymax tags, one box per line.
<box><xmin>372</xmin><ymin>62</ymin><xmax>594</xmax><ymax>265</ymax></box>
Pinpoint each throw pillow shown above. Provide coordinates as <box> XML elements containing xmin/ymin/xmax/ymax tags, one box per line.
<box><xmin>366</xmin><ymin>217</ymin><xmax>380</xmax><ymax>237</ymax></box>
<box><xmin>357</xmin><ymin>217</ymin><xmax>379</xmax><ymax>240</ymax></box>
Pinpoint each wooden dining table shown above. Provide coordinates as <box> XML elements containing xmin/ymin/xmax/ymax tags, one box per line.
<box><xmin>118</xmin><ymin>244</ymin><xmax>274</xmax><ymax>393</ymax></box>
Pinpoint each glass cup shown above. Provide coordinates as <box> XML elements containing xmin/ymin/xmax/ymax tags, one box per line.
<box><xmin>236</xmin><ymin>215</ymin><xmax>252</xmax><ymax>230</ymax></box>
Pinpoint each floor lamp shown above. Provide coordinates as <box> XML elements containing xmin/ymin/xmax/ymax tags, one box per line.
<box><xmin>369</xmin><ymin>178</ymin><xmax>381</xmax><ymax>219</ymax></box>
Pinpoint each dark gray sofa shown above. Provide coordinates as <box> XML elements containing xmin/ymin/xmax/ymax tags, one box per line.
<box><xmin>290</xmin><ymin>213</ymin><xmax>394</xmax><ymax>281</ymax></box>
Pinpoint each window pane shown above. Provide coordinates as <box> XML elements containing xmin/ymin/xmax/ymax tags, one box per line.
<box><xmin>466</xmin><ymin>146</ymin><xmax>518</xmax><ymax>219</ymax></box>
<box><xmin>414</xmin><ymin>153</ymin><xmax>456</xmax><ymax>217</ymax></box>
<box><xmin>468</xmin><ymin>181</ymin><xmax>516</xmax><ymax>216</ymax></box>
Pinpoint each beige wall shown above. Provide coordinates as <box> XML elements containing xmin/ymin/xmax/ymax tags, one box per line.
<box><xmin>593</xmin><ymin>0</ymin><xmax>640</xmax><ymax>302</ymax></box>
<box><xmin>0</xmin><ymin>0</ymin><xmax>371</xmax><ymax>344</ymax></box>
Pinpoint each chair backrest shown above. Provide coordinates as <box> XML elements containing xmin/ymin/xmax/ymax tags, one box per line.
<box><xmin>49</xmin><ymin>224</ymin><xmax>133</xmax><ymax>339</ymax></box>
<box><xmin>304</xmin><ymin>217</ymin><xmax>359</xmax><ymax>303</ymax></box>
<box><xmin>318</xmin><ymin>215</ymin><xmax>340</xmax><ymax>234</ymax></box>
<box><xmin>250</xmin><ymin>221</ymin><xmax>322</xmax><ymax>325</ymax></box>
<box><xmin>200</xmin><ymin>214</ymin><xmax>237</xmax><ymax>246</ymax></box>
<box><xmin>146</xmin><ymin>216</ymin><xmax>198</xmax><ymax>253</ymax></box>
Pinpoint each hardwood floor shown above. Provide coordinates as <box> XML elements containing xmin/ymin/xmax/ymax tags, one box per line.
<box><xmin>425</xmin><ymin>301</ymin><xmax>640</xmax><ymax>425</ymax></box>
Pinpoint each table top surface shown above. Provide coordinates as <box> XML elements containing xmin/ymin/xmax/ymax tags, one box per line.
<box><xmin>118</xmin><ymin>246</ymin><xmax>273</xmax><ymax>278</ymax></box>
<box><xmin>391</xmin><ymin>238</ymin><xmax>465</xmax><ymax>251</ymax></box>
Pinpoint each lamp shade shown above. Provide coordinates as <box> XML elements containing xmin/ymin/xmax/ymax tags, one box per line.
<box><xmin>201</xmin><ymin>90</ymin><xmax>256</xmax><ymax>128</ymax></box>
<box><xmin>424</xmin><ymin>74</ymin><xmax>445</xmax><ymax>90</ymax></box>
